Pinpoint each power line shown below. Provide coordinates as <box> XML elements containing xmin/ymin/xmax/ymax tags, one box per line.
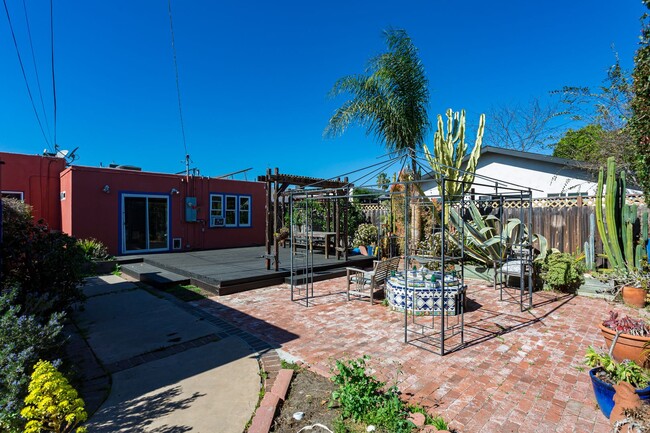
<box><xmin>2</xmin><ymin>0</ymin><xmax>51</xmax><ymax>149</ymax></box>
<box><xmin>22</xmin><ymin>0</ymin><xmax>51</xmax><ymax>141</ymax></box>
<box><xmin>167</xmin><ymin>0</ymin><xmax>189</xmax><ymax>171</ymax></box>
<box><xmin>50</xmin><ymin>0</ymin><xmax>57</xmax><ymax>147</ymax></box>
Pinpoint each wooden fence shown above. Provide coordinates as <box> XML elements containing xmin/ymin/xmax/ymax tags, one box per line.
<box><xmin>359</xmin><ymin>195</ymin><xmax>648</xmax><ymax>258</ymax></box>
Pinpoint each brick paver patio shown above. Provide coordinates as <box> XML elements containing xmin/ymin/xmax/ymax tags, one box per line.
<box><xmin>191</xmin><ymin>277</ymin><xmax>629</xmax><ymax>433</ymax></box>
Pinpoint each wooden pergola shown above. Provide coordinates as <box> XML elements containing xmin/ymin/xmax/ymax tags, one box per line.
<box><xmin>258</xmin><ymin>168</ymin><xmax>350</xmax><ymax>271</ymax></box>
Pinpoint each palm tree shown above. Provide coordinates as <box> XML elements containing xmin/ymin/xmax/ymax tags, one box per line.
<box><xmin>325</xmin><ymin>29</ymin><xmax>430</xmax><ymax>246</ymax></box>
<box><xmin>324</xmin><ymin>29</ymin><xmax>430</xmax><ymax>175</ymax></box>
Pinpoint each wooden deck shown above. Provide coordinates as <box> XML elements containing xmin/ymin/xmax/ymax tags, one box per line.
<box><xmin>118</xmin><ymin>245</ymin><xmax>375</xmax><ymax>295</ymax></box>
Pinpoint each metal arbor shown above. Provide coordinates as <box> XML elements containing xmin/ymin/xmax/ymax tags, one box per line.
<box><xmin>277</xmin><ymin>156</ymin><xmax>537</xmax><ymax>356</ymax></box>
<box><xmin>397</xmin><ymin>174</ymin><xmax>535</xmax><ymax>355</ymax></box>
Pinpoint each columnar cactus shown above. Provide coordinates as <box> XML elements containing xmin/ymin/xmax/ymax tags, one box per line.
<box><xmin>423</xmin><ymin>109</ymin><xmax>485</xmax><ymax>222</ymax></box>
<box><xmin>584</xmin><ymin>213</ymin><xmax>596</xmax><ymax>271</ymax></box>
<box><xmin>595</xmin><ymin>157</ymin><xmax>649</xmax><ymax>272</ymax></box>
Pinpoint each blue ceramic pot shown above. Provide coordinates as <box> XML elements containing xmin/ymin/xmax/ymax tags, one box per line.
<box><xmin>589</xmin><ymin>368</ymin><xmax>650</xmax><ymax>418</ymax></box>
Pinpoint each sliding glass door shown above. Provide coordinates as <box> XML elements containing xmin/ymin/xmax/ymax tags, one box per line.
<box><xmin>122</xmin><ymin>194</ymin><xmax>169</xmax><ymax>254</ymax></box>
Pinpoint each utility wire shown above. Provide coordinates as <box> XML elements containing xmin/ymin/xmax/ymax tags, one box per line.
<box><xmin>3</xmin><ymin>0</ymin><xmax>51</xmax><ymax>149</ymax></box>
<box><xmin>167</xmin><ymin>0</ymin><xmax>189</xmax><ymax>165</ymax></box>
<box><xmin>50</xmin><ymin>0</ymin><xmax>57</xmax><ymax>147</ymax></box>
<box><xmin>22</xmin><ymin>0</ymin><xmax>51</xmax><ymax>141</ymax></box>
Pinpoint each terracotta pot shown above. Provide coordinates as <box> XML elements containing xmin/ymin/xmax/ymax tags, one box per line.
<box><xmin>599</xmin><ymin>323</ymin><xmax>650</xmax><ymax>366</ymax></box>
<box><xmin>622</xmin><ymin>285</ymin><xmax>647</xmax><ymax>308</ymax></box>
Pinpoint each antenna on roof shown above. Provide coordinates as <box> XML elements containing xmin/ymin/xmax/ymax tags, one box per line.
<box><xmin>55</xmin><ymin>146</ymin><xmax>79</xmax><ymax>165</ymax></box>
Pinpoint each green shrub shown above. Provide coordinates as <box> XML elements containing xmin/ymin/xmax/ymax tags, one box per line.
<box><xmin>353</xmin><ymin>224</ymin><xmax>378</xmax><ymax>247</ymax></box>
<box><xmin>284</xmin><ymin>200</ymin><xmax>367</xmax><ymax>238</ymax></box>
<box><xmin>0</xmin><ymin>290</ymin><xmax>64</xmax><ymax>432</ymax></box>
<box><xmin>540</xmin><ymin>250</ymin><xmax>585</xmax><ymax>292</ymax></box>
<box><xmin>2</xmin><ymin>198</ymin><xmax>86</xmax><ymax>317</ymax></box>
<box><xmin>330</xmin><ymin>356</ymin><xmax>417</xmax><ymax>432</ymax></box>
<box><xmin>77</xmin><ymin>238</ymin><xmax>111</xmax><ymax>261</ymax></box>
<box><xmin>21</xmin><ymin>360</ymin><xmax>87</xmax><ymax>433</ymax></box>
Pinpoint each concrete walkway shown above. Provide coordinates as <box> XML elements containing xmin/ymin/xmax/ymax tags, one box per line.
<box><xmin>70</xmin><ymin>275</ymin><xmax>261</xmax><ymax>433</ymax></box>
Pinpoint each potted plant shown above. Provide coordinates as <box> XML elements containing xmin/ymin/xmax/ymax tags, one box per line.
<box><xmin>599</xmin><ymin>311</ymin><xmax>650</xmax><ymax>366</ymax></box>
<box><xmin>352</xmin><ymin>224</ymin><xmax>378</xmax><ymax>256</ymax></box>
<box><xmin>619</xmin><ymin>267</ymin><xmax>650</xmax><ymax>308</ymax></box>
<box><xmin>585</xmin><ymin>346</ymin><xmax>650</xmax><ymax>419</ymax></box>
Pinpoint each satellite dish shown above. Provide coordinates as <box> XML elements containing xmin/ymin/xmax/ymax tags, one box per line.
<box><xmin>56</xmin><ymin>147</ymin><xmax>79</xmax><ymax>165</ymax></box>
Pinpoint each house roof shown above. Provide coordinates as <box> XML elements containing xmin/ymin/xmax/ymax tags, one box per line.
<box><xmin>463</xmin><ymin>146</ymin><xmax>590</xmax><ymax>169</ymax></box>
<box><xmin>420</xmin><ymin>146</ymin><xmax>593</xmax><ymax>180</ymax></box>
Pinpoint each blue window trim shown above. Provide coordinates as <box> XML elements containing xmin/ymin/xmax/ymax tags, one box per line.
<box><xmin>209</xmin><ymin>192</ymin><xmax>252</xmax><ymax>228</ymax></box>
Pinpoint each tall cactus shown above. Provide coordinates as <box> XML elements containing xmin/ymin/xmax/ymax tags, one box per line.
<box><xmin>423</xmin><ymin>109</ymin><xmax>485</xmax><ymax>223</ymax></box>
<box><xmin>584</xmin><ymin>213</ymin><xmax>596</xmax><ymax>271</ymax></box>
<box><xmin>595</xmin><ymin>157</ymin><xmax>649</xmax><ymax>272</ymax></box>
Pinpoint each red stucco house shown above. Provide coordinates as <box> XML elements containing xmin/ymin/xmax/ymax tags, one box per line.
<box><xmin>1</xmin><ymin>152</ymin><xmax>266</xmax><ymax>255</ymax></box>
<box><xmin>0</xmin><ymin>152</ymin><xmax>66</xmax><ymax>229</ymax></box>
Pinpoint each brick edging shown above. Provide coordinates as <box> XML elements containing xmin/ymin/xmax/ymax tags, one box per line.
<box><xmin>248</xmin><ymin>367</ymin><xmax>294</xmax><ymax>433</ymax></box>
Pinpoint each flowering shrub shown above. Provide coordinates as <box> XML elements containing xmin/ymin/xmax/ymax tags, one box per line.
<box><xmin>352</xmin><ymin>224</ymin><xmax>378</xmax><ymax>247</ymax></box>
<box><xmin>0</xmin><ymin>290</ymin><xmax>63</xmax><ymax>432</ymax></box>
<box><xmin>21</xmin><ymin>360</ymin><xmax>87</xmax><ymax>433</ymax></box>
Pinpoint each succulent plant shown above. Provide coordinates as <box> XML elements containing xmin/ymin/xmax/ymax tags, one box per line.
<box><xmin>602</xmin><ymin>311</ymin><xmax>650</xmax><ymax>336</ymax></box>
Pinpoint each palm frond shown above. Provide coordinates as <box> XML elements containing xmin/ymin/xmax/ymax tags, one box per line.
<box><xmin>324</xmin><ymin>29</ymin><xmax>430</xmax><ymax>160</ymax></box>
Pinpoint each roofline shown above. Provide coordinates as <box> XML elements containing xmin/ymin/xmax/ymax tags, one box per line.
<box><xmin>463</xmin><ymin>146</ymin><xmax>590</xmax><ymax>169</ymax></box>
<box><xmin>64</xmin><ymin>164</ymin><xmax>263</xmax><ymax>183</ymax></box>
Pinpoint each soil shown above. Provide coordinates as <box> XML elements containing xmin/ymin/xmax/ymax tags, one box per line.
<box><xmin>271</xmin><ymin>368</ymin><xmax>341</xmax><ymax>433</ymax></box>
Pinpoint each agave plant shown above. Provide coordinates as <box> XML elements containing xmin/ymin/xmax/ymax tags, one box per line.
<box><xmin>447</xmin><ymin>201</ymin><xmax>547</xmax><ymax>268</ymax></box>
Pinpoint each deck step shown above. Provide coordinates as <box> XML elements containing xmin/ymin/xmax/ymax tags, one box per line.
<box><xmin>121</xmin><ymin>263</ymin><xmax>191</xmax><ymax>288</ymax></box>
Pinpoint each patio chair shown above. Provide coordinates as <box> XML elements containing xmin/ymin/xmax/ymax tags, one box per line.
<box><xmin>497</xmin><ymin>246</ymin><xmax>533</xmax><ymax>287</ymax></box>
<box><xmin>346</xmin><ymin>256</ymin><xmax>400</xmax><ymax>304</ymax></box>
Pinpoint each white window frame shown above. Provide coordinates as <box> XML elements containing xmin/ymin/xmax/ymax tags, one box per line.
<box><xmin>209</xmin><ymin>194</ymin><xmax>224</xmax><ymax>227</ymax></box>
<box><xmin>209</xmin><ymin>192</ymin><xmax>253</xmax><ymax>228</ymax></box>
<box><xmin>224</xmin><ymin>195</ymin><xmax>238</xmax><ymax>227</ymax></box>
<box><xmin>238</xmin><ymin>195</ymin><xmax>252</xmax><ymax>227</ymax></box>
<box><xmin>1</xmin><ymin>191</ymin><xmax>24</xmax><ymax>201</ymax></box>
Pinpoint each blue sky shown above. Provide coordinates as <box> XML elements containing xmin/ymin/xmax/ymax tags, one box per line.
<box><xmin>1</xmin><ymin>1</ymin><xmax>646</xmax><ymax>182</ymax></box>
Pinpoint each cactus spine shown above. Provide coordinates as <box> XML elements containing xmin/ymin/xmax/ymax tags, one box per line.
<box><xmin>595</xmin><ymin>157</ymin><xmax>649</xmax><ymax>272</ymax></box>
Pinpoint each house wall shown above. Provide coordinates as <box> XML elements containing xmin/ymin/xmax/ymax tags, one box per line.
<box><xmin>0</xmin><ymin>152</ymin><xmax>66</xmax><ymax>229</ymax></box>
<box><xmin>423</xmin><ymin>153</ymin><xmax>642</xmax><ymax>198</ymax></box>
<box><xmin>61</xmin><ymin>166</ymin><xmax>266</xmax><ymax>255</ymax></box>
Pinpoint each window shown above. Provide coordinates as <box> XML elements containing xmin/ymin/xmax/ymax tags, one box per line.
<box><xmin>209</xmin><ymin>193</ymin><xmax>252</xmax><ymax>228</ymax></box>
<box><xmin>1</xmin><ymin>191</ymin><xmax>23</xmax><ymax>200</ymax></box>
<box><xmin>210</xmin><ymin>195</ymin><xmax>223</xmax><ymax>218</ymax></box>
<box><xmin>225</xmin><ymin>195</ymin><xmax>237</xmax><ymax>227</ymax></box>
<box><xmin>238</xmin><ymin>196</ymin><xmax>251</xmax><ymax>227</ymax></box>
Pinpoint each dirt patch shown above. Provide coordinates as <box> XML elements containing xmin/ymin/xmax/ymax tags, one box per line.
<box><xmin>272</xmin><ymin>368</ymin><xmax>341</xmax><ymax>433</ymax></box>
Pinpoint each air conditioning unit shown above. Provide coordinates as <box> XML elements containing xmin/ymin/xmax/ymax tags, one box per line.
<box><xmin>211</xmin><ymin>217</ymin><xmax>225</xmax><ymax>227</ymax></box>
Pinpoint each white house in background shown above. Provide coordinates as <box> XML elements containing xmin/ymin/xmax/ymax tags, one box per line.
<box><xmin>421</xmin><ymin>146</ymin><xmax>642</xmax><ymax>199</ymax></box>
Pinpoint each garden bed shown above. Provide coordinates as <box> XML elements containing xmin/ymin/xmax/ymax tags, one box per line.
<box><xmin>271</xmin><ymin>368</ymin><xmax>340</xmax><ymax>433</ymax></box>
